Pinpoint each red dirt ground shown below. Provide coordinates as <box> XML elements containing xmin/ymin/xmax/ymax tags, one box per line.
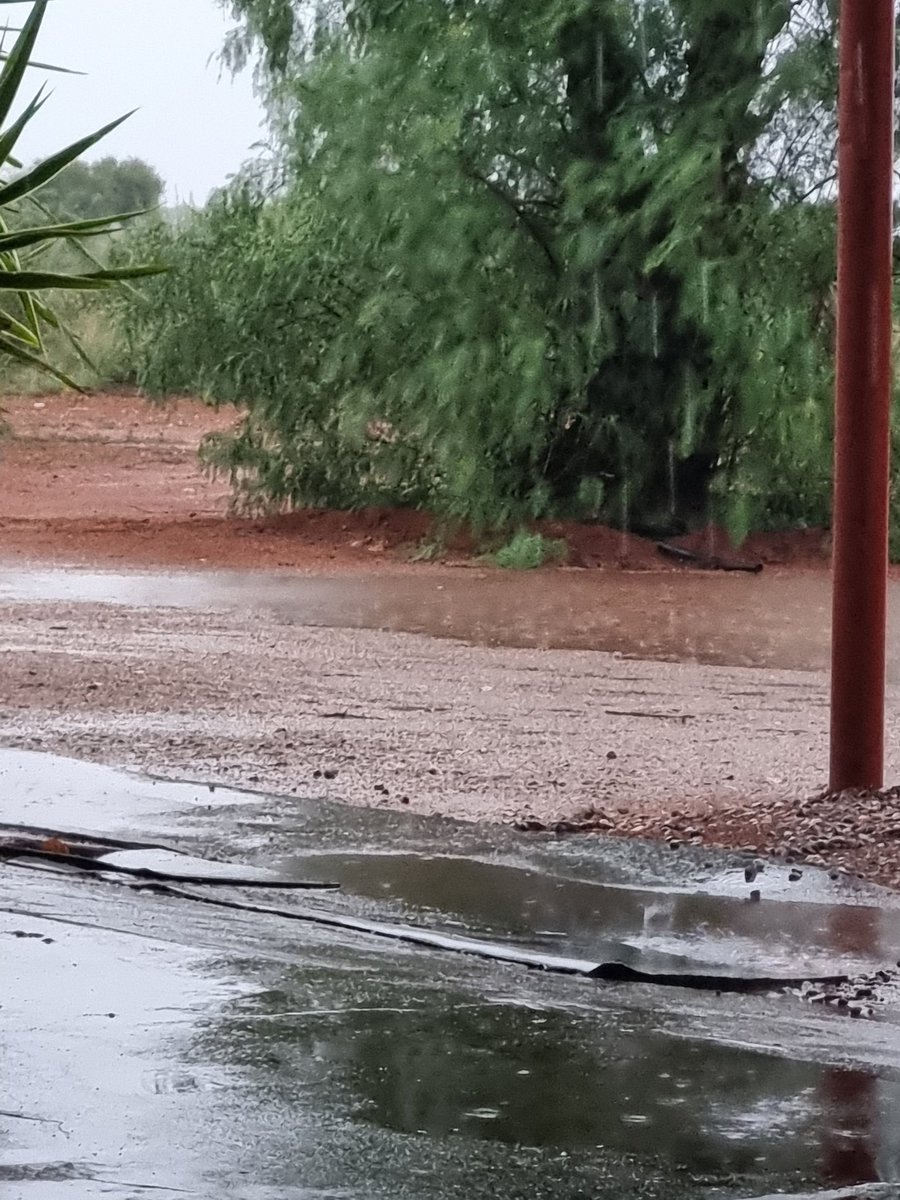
<box><xmin>0</xmin><ymin>391</ymin><xmax>833</xmax><ymax>573</ymax></box>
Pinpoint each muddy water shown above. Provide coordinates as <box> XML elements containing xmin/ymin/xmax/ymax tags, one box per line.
<box><xmin>6</xmin><ymin>563</ymin><xmax>898</xmax><ymax>675</ymax></box>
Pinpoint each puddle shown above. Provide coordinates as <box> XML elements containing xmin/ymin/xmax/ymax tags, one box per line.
<box><xmin>4</xmin><ymin>746</ymin><xmax>900</xmax><ymax>1196</ymax></box>
<box><xmin>210</xmin><ymin>956</ymin><xmax>900</xmax><ymax>1190</ymax></box>
<box><xmin>275</xmin><ymin>850</ymin><xmax>900</xmax><ymax>978</ymax></box>
<box><xmin>8</xmin><ymin>562</ymin><xmax>900</xmax><ymax>673</ymax></box>
<box><xmin>241</xmin><ymin>998</ymin><xmax>899</xmax><ymax>1169</ymax></box>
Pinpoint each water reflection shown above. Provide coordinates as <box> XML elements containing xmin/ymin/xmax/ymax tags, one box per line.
<box><xmin>208</xmin><ymin>981</ymin><xmax>837</xmax><ymax>1180</ymax></box>
<box><xmin>196</xmin><ymin>853</ymin><xmax>900</xmax><ymax>1189</ymax></box>
<box><xmin>820</xmin><ymin>905</ymin><xmax>889</xmax><ymax>1187</ymax></box>
<box><xmin>822</xmin><ymin>1070</ymin><xmax>880</xmax><ymax>1186</ymax></box>
<box><xmin>282</xmin><ymin>851</ymin><xmax>890</xmax><ymax>976</ymax></box>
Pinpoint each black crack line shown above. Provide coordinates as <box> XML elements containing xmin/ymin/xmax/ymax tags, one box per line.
<box><xmin>1</xmin><ymin>847</ymin><xmax>339</xmax><ymax>890</ymax></box>
<box><xmin>144</xmin><ymin>881</ymin><xmax>853</xmax><ymax>994</ymax></box>
<box><xmin>0</xmin><ymin>1109</ymin><xmax>68</xmax><ymax>1134</ymax></box>
<box><xmin>0</xmin><ymin>822</ymin><xmax>186</xmax><ymax>855</ymax></box>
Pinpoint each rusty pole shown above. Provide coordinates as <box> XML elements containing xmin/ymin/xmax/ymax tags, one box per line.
<box><xmin>829</xmin><ymin>0</ymin><xmax>896</xmax><ymax>793</ymax></box>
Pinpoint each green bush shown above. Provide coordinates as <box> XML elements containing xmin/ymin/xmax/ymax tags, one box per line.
<box><xmin>492</xmin><ymin>530</ymin><xmax>567</xmax><ymax>570</ymax></box>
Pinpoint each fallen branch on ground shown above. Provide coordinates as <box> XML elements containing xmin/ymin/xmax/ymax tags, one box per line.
<box><xmin>656</xmin><ymin>541</ymin><xmax>763</xmax><ymax>573</ymax></box>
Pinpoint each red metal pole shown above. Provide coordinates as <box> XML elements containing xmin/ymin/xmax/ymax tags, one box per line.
<box><xmin>829</xmin><ymin>0</ymin><xmax>895</xmax><ymax>793</ymax></box>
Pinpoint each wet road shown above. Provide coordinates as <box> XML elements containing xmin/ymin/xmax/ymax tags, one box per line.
<box><xmin>4</xmin><ymin>748</ymin><xmax>900</xmax><ymax>1198</ymax></box>
<box><xmin>0</xmin><ymin>563</ymin><xmax>876</xmax><ymax>673</ymax></box>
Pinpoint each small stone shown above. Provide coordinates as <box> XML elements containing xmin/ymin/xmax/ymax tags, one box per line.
<box><xmin>789</xmin><ymin>869</ymin><xmax>803</xmax><ymax>882</ymax></box>
<box><xmin>749</xmin><ymin>889</ymin><xmax>761</xmax><ymax>902</ymax></box>
<box><xmin>606</xmin><ymin>750</ymin><xmax>618</xmax><ymax>760</ymax></box>
<box><xmin>323</xmin><ymin>769</ymin><xmax>338</xmax><ymax>780</ymax></box>
<box><xmin>744</xmin><ymin>866</ymin><xmax>759</xmax><ymax>883</ymax></box>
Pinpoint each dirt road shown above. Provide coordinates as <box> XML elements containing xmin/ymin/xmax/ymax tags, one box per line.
<box><xmin>2</xmin><ymin>391</ymin><xmax>900</xmax><ymax>891</ymax></box>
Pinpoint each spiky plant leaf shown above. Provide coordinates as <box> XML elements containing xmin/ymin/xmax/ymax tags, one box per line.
<box><xmin>0</xmin><ymin>2</ymin><xmax>164</xmax><ymax>386</ymax></box>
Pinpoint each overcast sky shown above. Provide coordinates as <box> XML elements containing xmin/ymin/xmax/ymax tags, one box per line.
<box><xmin>5</xmin><ymin>0</ymin><xmax>268</xmax><ymax>203</ymax></box>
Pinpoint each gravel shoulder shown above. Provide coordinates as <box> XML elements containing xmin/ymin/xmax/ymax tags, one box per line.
<box><xmin>2</xmin><ymin>596</ymin><xmax>900</xmax><ymax>890</ymax></box>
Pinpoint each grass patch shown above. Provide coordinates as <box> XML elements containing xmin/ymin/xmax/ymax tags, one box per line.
<box><xmin>0</xmin><ymin>296</ymin><xmax>128</xmax><ymax>396</ymax></box>
<box><xmin>491</xmin><ymin>529</ymin><xmax>567</xmax><ymax>570</ymax></box>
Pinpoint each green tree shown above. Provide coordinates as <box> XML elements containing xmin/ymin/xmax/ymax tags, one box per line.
<box><xmin>33</xmin><ymin>155</ymin><xmax>164</xmax><ymax>221</ymax></box>
<box><xmin>128</xmin><ymin>0</ymin><xmax>838</xmax><ymax>529</ymax></box>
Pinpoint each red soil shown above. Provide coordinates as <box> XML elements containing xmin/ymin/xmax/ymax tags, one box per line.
<box><xmin>0</xmin><ymin>391</ymin><xmax>834</xmax><ymax>573</ymax></box>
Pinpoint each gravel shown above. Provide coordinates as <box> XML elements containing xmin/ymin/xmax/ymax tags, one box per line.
<box><xmin>2</xmin><ymin>595</ymin><xmax>900</xmax><ymax>893</ymax></box>
<box><xmin>521</xmin><ymin>784</ymin><xmax>900</xmax><ymax>891</ymax></box>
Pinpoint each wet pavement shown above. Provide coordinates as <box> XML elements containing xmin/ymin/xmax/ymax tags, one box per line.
<box><xmin>0</xmin><ymin>563</ymin><xmax>874</xmax><ymax>672</ymax></box>
<box><xmin>4</xmin><ymin>747</ymin><xmax>900</xmax><ymax>1198</ymax></box>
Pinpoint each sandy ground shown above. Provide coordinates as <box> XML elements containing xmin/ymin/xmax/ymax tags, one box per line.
<box><xmin>2</xmin><ymin>391</ymin><xmax>900</xmax><ymax>890</ymax></box>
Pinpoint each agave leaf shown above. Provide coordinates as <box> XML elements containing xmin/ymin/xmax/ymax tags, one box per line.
<box><xmin>0</xmin><ymin>305</ymin><xmax>39</xmax><ymax>345</ymax></box>
<box><xmin>29</xmin><ymin>293</ymin><xmax>57</xmax><ymax>326</ymax></box>
<box><xmin>0</xmin><ymin>2</ymin><xmax>163</xmax><ymax>387</ymax></box>
<box><xmin>17</xmin><ymin>287</ymin><xmax>41</xmax><ymax>346</ymax></box>
<box><xmin>0</xmin><ymin>86</ymin><xmax>47</xmax><ymax>168</ymax></box>
<box><xmin>0</xmin><ymin>329</ymin><xmax>81</xmax><ymax>389</ymax></box>
<box><xmin>0</xmin><ymin>0</ymin><xmax>43</xmax><ymax>130</ymax></box>
<box><xmin>0</xmin><ymin>111</ymin><xmax>136</xmax><ymax>208</ymax></box>
<box><xmin>0</xmin><ymin>55</ymin><xmax>85</xmax><ymax>76</ymax></box>
<box><xmin>0</xmin><ymin>210</ymin><xmax>147</xmax><ymax>253</ymax></box>
<box><xmin>20</xmin><ymin>191</ymin><xmax>147</xmax><ymax>296</ymax></box>
<box><xmin>56</xmin><ymin>314</ymin><xmax>98</xmax><ymax>372</ymax></box>
<box><xmin>0</xmin><ymin>264</ymin><xmax>166</xmax><ymax>290</ymax></box>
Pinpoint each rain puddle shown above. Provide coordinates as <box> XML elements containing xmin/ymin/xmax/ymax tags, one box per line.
<box><xmin>240</xmin><ymin>994</ymin><xmax>900</xmax><ymax>1175</ymax></box>
<box><xmin>274</xmin><ymin>848</ymin><xmax>900</xmax><ymax>978</ymax></box>
<box><xmin>7</xmin><ymin>562</ymin><xmax>900</xmax><ymax>672</ymax></box>
<box><xmin>4</xmin><ymin>746</ymin><xmax>900</xmax><ymax>1196</ymax></box>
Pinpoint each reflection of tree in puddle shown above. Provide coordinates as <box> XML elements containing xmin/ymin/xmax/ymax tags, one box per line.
<box><xmin>820</xmin><ymin>904</ymin><xmax>898</xmax><ymax>1187</ymax></box>
<box><xmin>180</xmin><ymin>891</ymin><xmax>900</xmax><ymax>1192</ymax></box>
<box><xmin>198</xmin><ymin>972</ymin><xmax>828</xmax><ymax>1183</ymax></box>
<box><xmin>822</xmin><ymin>1068</ymin><xmax>879</xmax><ymax>1185</ymax></box>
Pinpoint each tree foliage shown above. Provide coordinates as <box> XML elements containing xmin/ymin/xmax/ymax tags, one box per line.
<box><xmin>125</xmin><ymin>0</ymin><xmax>843</xmax><ymax>530</ymax></box>
<box><xmin>32</xmin><ymin>155</ymin><xmax>163</xmax><ymax>221</ymax></box>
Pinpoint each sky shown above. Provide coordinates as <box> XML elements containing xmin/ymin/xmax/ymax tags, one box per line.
<box><xmin>4</xmin><ymin>0</ymin><xmax>268</xmax><ymax>204</ymax></box>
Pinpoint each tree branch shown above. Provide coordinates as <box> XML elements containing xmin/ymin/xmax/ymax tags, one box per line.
<box><xmin>461</xmin><ymin>161</ymin><xmax>562</xmax><ymax>276</ymax></box>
